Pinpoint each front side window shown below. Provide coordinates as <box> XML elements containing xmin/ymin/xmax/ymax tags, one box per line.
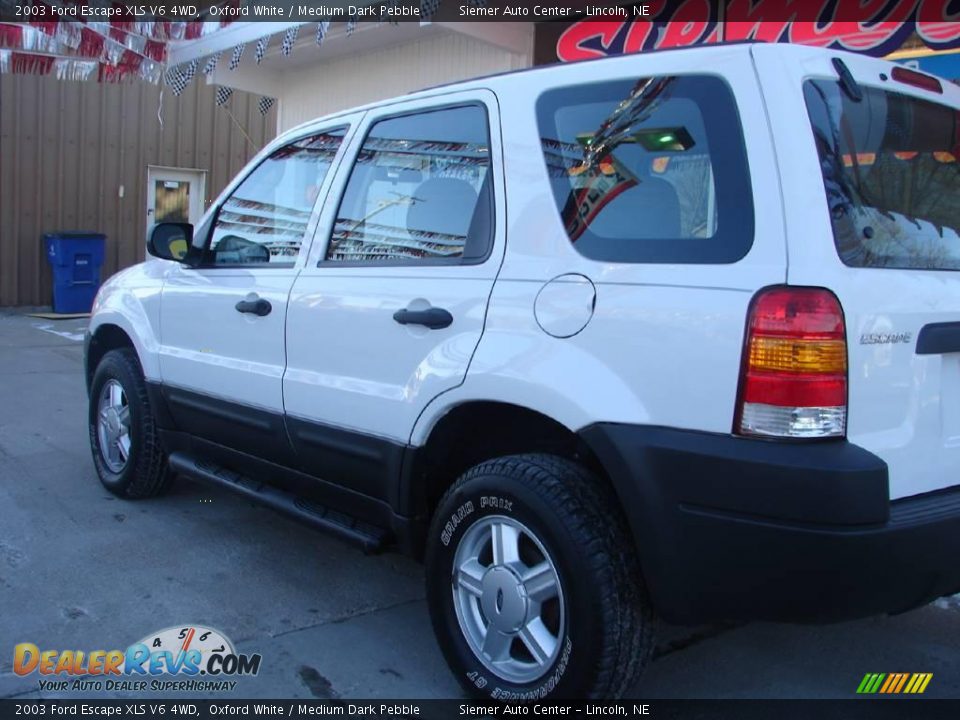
<box><xmin>804</xmin><ymin>80</ymin><xmax>960</xmax><ymax>270</ymax></box>
<box><xmin>536</xmin><ymin>75</ymin><xmax>754</xmax><ymax>264</ymax></box>
<box><xmin>207</xmin><ymin>128</ymin><xmax>346</xmax><ymax>266</ymax></box>
<box><xmin>324</xmin><ymin>105</ymin><xmax>493</xmax><ymax>264</ymax></box>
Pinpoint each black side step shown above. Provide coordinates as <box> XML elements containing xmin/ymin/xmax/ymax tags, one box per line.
<box><xmin>169</xmin><ymin>452</ymin><xmax>389</xmax><ymax>553</ymax></box>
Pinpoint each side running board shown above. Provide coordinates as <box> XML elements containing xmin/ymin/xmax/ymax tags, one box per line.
<box><xmin>168</xmin><ymin>452</ymin><xmax>388</xmax><ymax>554</ymax></box>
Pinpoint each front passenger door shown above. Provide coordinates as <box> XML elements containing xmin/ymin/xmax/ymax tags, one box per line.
<box><xmin>158</xmin><ymin>123</ymin><xmax>355</xmax><ymax>463</ymax></box>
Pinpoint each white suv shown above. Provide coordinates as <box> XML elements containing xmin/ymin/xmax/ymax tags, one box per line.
<box><xmin>85</xmin><ymin>43</ymin><xmax>960</xmax><ymax>700</ymax></box>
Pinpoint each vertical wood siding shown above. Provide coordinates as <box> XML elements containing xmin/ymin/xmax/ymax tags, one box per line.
<box><xmin>0</xmin><ymin>74</ymin><xmax>276</xmax><ymax>307</ymax></box>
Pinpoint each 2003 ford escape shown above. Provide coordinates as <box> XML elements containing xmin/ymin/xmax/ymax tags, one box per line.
<box><xmin>85</xmin><ymin>43</ymin><xmax>960</xmax><ymax>699</ymax></box>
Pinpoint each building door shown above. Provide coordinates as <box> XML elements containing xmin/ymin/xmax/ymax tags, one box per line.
<box><xmin>146</xmin><ymin>167</ymin><xmax>206</xmax><ymax>235</ymax></box>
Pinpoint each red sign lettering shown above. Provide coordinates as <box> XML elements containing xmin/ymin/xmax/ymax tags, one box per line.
<box><xmin>555</xmin><ymin>0</ymin><xmax>960</xmax><ymax>61</ymax></box>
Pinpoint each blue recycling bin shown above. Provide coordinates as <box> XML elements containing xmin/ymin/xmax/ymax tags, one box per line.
<box><xmin>43</xmin><ymin>232</ymin><xmax>106</xmax><ymax>314</ymax></box>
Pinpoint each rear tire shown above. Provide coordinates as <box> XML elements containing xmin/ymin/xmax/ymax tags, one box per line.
<box><xmin>426</xmin><ymin>454</ymin><xmax>655</xmax><ymax>700</ymax></box>
<box><xmin>88</xmin><ymin>348</ymin><xmax>172</xmax><ymax>499</ymax></box>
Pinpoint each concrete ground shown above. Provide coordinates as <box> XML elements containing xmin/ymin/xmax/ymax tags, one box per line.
<box><xmin>0</xmin><ymin>309</ymin><xmax>957</xmax><ymax>700</ymax></box>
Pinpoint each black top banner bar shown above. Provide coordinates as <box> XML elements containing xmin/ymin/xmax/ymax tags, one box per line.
<box><xmin>1</xmin><ymin>0</ymin><xmax>960</xmax><ymax>23</ymax></box>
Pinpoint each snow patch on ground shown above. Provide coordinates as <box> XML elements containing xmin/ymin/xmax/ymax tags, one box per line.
<box><xmin>32</xmin><ymin>323</ymin><xmax>85</xmax><ymax>342</ymax></box>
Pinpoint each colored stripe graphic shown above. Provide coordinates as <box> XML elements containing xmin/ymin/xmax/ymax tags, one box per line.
<box><xmin>857</xmin><ymin>673</ymin><xmax>885</xmax><ymax>693</ymax></box>
<box><xmin>879</xmin><ymin>674</ymin><xmax>897</xmax><ymax>693</ymax></box>
<box><xmin>857</xmin><ymin>673</ymin><xmax>932</xmax><ymax>694</ymax></box>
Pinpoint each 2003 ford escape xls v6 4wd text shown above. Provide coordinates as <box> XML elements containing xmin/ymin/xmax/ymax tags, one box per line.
<box><xmin>85</xmin><ymin>43</ymin><xmax>960</xmax><ymax>699</ymax></box>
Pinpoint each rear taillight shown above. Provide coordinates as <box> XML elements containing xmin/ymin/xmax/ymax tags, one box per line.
<box><xmin>735</xmin><ymin>287</ymin><xmax>847</xmax><ymax>439</ymax></box>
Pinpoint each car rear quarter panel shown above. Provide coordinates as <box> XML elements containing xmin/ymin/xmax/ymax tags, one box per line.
<box><xmin>412</xmin><ymin>46</ymin><xmax>787</xmax><ymax>443</ymax></box>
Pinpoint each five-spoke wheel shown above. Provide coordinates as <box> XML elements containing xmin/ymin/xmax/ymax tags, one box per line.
<box><xmin>96</xmin><ymin>379</ymin><xmax>131</xmax><ymax>473</ymax></box>
<box><xmin>427</xmin><ymin>454</ymin><xmax>655</xmax><ymax>700</ymax></box>
<box><xmin>88</xmin><ymin>347</ymin><xmax>171</xmax><ymax>498</ymax></box>
<box><xmin>452</xmin><ymin>516</ymin><xmax>565</xmax><ymax>684</ymax></box>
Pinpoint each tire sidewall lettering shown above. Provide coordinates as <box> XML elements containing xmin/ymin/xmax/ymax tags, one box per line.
<box><xmin>440</xmin><ymin>500</ymin><xmax>475</xmax><ymax>546</ymax></box>
<box><xmin>440</xmin><ymin>495</ymin><xmax>518</xmax><ymax>546</ymax></box>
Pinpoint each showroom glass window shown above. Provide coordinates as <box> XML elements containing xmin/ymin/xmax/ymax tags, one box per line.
<box><xmin>536</xmin><ymin>75</ymin><xmax>754</xmax><ymax>264</ymax></box>
<box><xmin>324</xmin><ymin>105</ymin><xmax>493</xmax><ymax>264</ymax></box>
<box><xmin>207</xmin><ymin>129</ymin><xmax>346</xmax><ymax>266</ymax></box>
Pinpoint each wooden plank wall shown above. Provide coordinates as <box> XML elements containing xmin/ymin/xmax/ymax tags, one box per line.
<box><xmin>0</xmin><ymin>72</ymin><xmax>276</xmax><ymax>306</ymax></box>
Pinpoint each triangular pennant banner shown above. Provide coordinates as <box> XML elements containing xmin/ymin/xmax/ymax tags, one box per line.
<box><xmin>316</xmin><ymin>21</ymin><xmax>330</xmax><ymax>46</ymax></box>
<box><xmin>255</xmin><ymin>35</ymin><xmax>269</xmax><ymax>64</ymax></box>
<box><xmin>258</xmin><ymin>96</ymin><xmax>276</xmax><ymax>115</ymax></box>
<box><xmin>185</xmin><ymin>58</ymin><xmax>199</xmax><ymax>83</ymax></box>
<box><xmin>420</xmin><ymin>0</ymin><xmax>440</xmax><ymax>19</ymax></box>
<box><xmin>229</xmin><ymin>43</ymin><xmax>244</xmax><ymax>70</ymax></box>
<box><xmin>202</xmin><ymin>51</ymin><xmax>220</xmax><ymax>75</ymax></box>
<box><xmin>281</xmin><ymin>26</ymin><xmax>299</xmax><ymax>56</ymax></box>
<box><xmin>165</xmin><ymin>58</ymin><xmax>198</xmax><ymax>96</ymax></box>
<box><xmin>215</xmin><ymin>85</ymin><xmax>233</xmax><ymax>106</ymax></box>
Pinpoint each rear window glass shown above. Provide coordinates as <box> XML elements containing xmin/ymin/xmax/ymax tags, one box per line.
<box><xmin>536</xmin><ymin>75</ymin><xmax>754</xmax><ymax>264</ymax></box>
<box><xmin>805</xmin><ymin>80</ymin><xmax>960</xmax><ymax>270</ymax></box>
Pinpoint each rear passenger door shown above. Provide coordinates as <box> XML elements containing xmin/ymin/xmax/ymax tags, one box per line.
<box><xmin>284</xmin><ymin>92</ymin><xmax>504</xmax><ymax>501</ymax></box>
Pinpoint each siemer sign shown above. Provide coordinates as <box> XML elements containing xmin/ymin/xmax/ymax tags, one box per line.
<box><xmin>540</xmin><ymin>0</ymin><xmax>960</xmax><ymax>62</ymax></box>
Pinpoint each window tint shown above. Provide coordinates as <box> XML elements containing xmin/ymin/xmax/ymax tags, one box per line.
<box><xmin>536</xmin><ymin>76</ymin><xmax>754</xmax><ymax>263</ymax></box>
<box><xmin>208</xmin><ymin>129</ymin><xmax>345</xmax><ymax>266</ymax></box>
<box><xmin>804</xmin><ymin>80</ymin><xmax>960</xmax><ymax>270</ymax></box>
<box><xmin>324</xmin><ymin>105</ymin><xmax>492</xmax><ymax>264</ymax></box>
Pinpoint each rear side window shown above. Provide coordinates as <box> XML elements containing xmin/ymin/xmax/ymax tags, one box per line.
<box><xmin>805</xmin><ymin>80</ymin><xmax>960</xmax><ymax>270</ymax></box>
<box><xmin>323</xmin><ymin>105</ymin><xmax>493</xmax><ymax>265</ymax></box>
<box><xmin>536</xmin><ymin>75</ymin><xmax>754</xmax><ymax>264</ymax></box>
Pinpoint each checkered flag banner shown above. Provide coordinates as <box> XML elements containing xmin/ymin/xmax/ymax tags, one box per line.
<box><xmin>229</xmin><ymin>43</ymin><xmax>245</xmax><ymax>70</ymax></box>
<box><xmin>255</xmin><ymin>35</ymin><xmax>270</xmax><ymax>64</ymax></box>
<box><xmin>316</xmin><ymin>21</ymin><xmax>330</xmax><ymax>46</ymax></box>
<box><xmin>420</xmin><ymin>0</ymin><xmax>440</xmax><ymax>19</ymax></box>
<box><xmin>202</xmin><ymin>51</ymin><xmax>221</xmax><ymax>76</ymax></box>
<box><xmin>346</xmin><ymin>12</ymin><xmax>358</xmax><ymax>36</ymax></box>
<box><xmin>258</xmin><ymin>96</ymin><xmax>276</xmax><ymax>115</ymax></box>
<box><xmin>281</xmin><ymin>26</ymin><xmax>299</xmax><ymax>56</ymax></box>
<box><xmin>215</xmin><ymin>86</ymin><xmax>233</xmax><ymax>106</ymax></box>
<box><xmin>164</xmin><ymin>65</ymin><xmax>185</xmax><ymax>95</ymax></box>
<box><xmin>165</xmin><ymin>58</ymin><xmax>198</xmax><ymax>97</ymax></box>
<box><xmin>387</xmin><ymin>0</ymin><xmax>401</xmax><ymax>24</ymax></box>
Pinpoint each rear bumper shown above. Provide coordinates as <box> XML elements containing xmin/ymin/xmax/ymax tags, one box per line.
<box><xmin>579</xmin><ymin>424</ymin><xmax>960</xmax><ymax>625</ymax></box>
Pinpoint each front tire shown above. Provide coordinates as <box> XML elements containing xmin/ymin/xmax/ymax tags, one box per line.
<box><xmin>426</xmin><ymin>454</ymin><xmax>655</xmax><ymax>700</ymax></box>
<box><xmin>88</xmin><ymin>348</ymin><xmax>171</xmax><ymax>498</ymax></box>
